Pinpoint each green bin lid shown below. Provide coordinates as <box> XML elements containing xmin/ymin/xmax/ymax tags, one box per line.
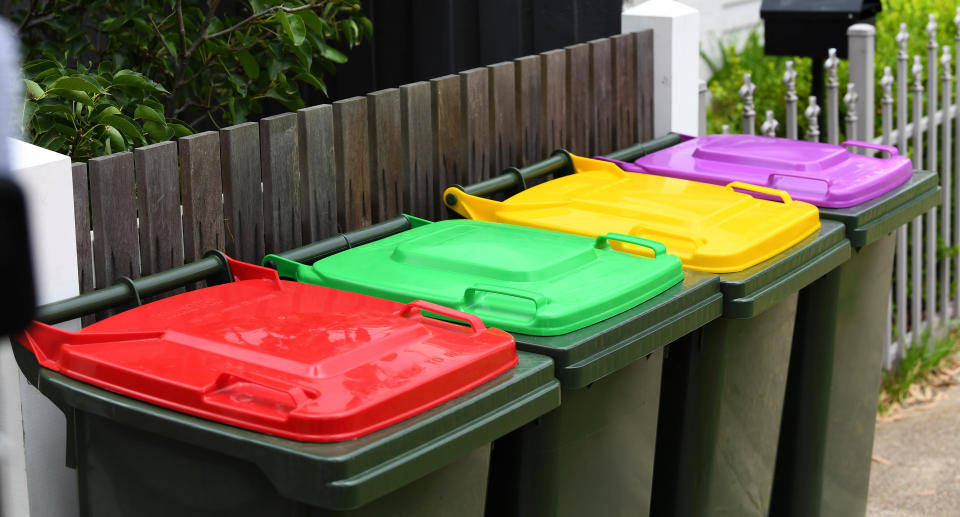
<box><xmin>267</xmin><ymin>218</ymin><xmax>683</xmax><ymax>336</ymax></box>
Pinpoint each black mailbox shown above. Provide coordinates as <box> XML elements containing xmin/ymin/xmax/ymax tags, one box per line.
<box><xmin>761</xmin><ymin>0</ymin><xmax>881</xmax><ymax>59</ymax></box>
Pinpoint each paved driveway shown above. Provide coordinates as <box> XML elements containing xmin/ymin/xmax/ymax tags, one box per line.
<box><xmin>868</xmin><ymin>383</ymin><xmax>960</xmax><ymax>516</ymax></box>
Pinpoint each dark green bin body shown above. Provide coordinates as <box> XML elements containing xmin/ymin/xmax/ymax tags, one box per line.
<box><xmin>13</xmin><ymin>344</ymin><xmax>559</xmax><ymax>517</ymax></box>
<box><xmin>771</xmin><ymin>170</ymin><xmax>941</xmax><ymax>517</ymax></box>
<box><xmin>266</xmin><ymin>215</ymin><xmax>724</xmax><ymax>517</ymax></box>
<box><xmin>651</xmin><ymin>219</ymin><xmax>851</xmax><ymax>516</ymax></box>
<box><xmin>486</xmin><ymin>271</ymin><xmax>722</xmax><ymax>517</ymax></box>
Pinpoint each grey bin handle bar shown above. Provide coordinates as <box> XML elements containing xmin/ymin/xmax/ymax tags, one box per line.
<box><xmin>266</xmin><ymin>216</ymin><xmax>414</xmax><ymax>266</ymax></box>
<box><xmin>34</xmin><ymin>250</ymin><xmax>234</xmax><ymax>326</ymax></box>
<box><xmin>449</xmin><ymin>133</ymin><xmax>685</xmax><ymax>202</ymax></box>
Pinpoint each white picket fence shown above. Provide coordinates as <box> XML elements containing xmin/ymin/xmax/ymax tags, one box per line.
<box><xmin>701</xmin><ymin>13</ymin><xmax>960</xmax><ymax>369</ymax></box>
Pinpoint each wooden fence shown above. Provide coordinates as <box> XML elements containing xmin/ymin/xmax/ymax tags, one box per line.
<box><xmin>70</xmin><ymin>31</ymin><xmax>654</xmax><ymax>321</ymax></box>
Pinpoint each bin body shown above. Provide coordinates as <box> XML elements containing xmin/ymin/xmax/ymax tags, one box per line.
<box><xmin>654</xmin><ymin>294</ymin><xmax>796</xmax><ymax>516</ymax></box>
<box><xmin>13</xmin><ymin>258</ymin><xmax>561</xmax><ymax>516</ymax></box>
<box><xmin>771</xmin><ymin>171</ymin><xmax>940</xmax><ymax>517</ymax></box>
<box><xmin>76</xmin><ymin>410</ymin><xmax>490</xmax><ymax>517</ymax></box>
<box><xmin>608</xmin><ymin>134</ymin><xmax>938</xmax><ymax>517</ymax></box>
<box><xmin>268</xmin><ymin>220</ymin><xmax>723</xmax><ymax>517</ymax></box>
<box><xmin>488</xmin><ymin>350</ymin><xmax>663</xmax><ymax>517</ymax></box>
<box><xmin>443</xmin><ymin>156</ymin><xmax>845</xmax><ymax>516</ymax></box>
<box><xmin>651</xmin><ymin>220</ymin><xmax>849</xmax><ymax>517</ymax></box>
<box><xmin>486</xmin><ymin>271</ymin><xmax>720</xmax><ymax>517</ymax></box>
<box><xmin>15</xmin><ymin>348</ymin><xmax>558</xmax><ymax>517</ymax></box>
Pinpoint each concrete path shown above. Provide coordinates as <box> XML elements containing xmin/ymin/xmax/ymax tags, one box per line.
<box><xmin>867</xmin><ymin>383</ymin><xmax>960</xmax><ymax>516</ymax></box>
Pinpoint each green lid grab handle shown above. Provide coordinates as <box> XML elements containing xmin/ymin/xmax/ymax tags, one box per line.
<box><xmin>594</xmin><ymin>233</ymin><xmax>666</xmax><ymax>258</ymax></box>
<box><xmin>463</xmin><ymin>285</ymin><xmax>545</xmax><ymax>323</ymax></box>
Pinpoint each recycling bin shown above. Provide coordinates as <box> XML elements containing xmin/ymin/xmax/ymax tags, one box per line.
<box><xmin>11</xmin><ymin>253</ymin><xmax>560</xmax><ymax>517</ymax></box>
<box><xmin>609</xmin><ymin>134</ymin><xmax>940</xmax><ymax>517</ymax></box>
<box><xmin>265</xmin><ymin>215</ymin><xmax>723</xmax><ymax>517</ymax></box>
<box><xmin>444</xmin><ymin>153</ymin><xmax>851</xmax><ymax>516</ymax></box>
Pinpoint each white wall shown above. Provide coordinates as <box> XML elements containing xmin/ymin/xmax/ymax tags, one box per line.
<box><xmin>0</xmin><ymin>139</ymin><xmax>79</xmax><ymax>517</ymax></box>
<box><xmin>623</xmin><ymin>0</ymin><xmax>701</xmax><ymax>136</ymax></box>
<box><xmin>625</xmin><ymin>0</ymin><xmax>762</xmax><ymax>79</ymax></box>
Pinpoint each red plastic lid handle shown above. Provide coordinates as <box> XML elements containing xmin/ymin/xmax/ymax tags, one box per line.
<box><xmin>400</xmin><ymin>300</ymin><xmax>487</xmax><ymax>335</ymax></box>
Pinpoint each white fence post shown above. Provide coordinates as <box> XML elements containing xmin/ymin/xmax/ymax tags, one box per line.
<box><xmin>740</xmin><ymin>73</ymin><xmax>756</xmax><ymax>134</ymax></box>
<box><xmin>925</xmin><ymin>15</ymin><xmax>940</xmax><ymax>339</ymax></box>
<box><xmin>955</xmin><ymin>8</ymin><xmax>960</xmax><ymax>319</ymax></box>
<box><xmin>941</xmin><ymin>46</ymin><xmax>953</xmax><ymax>326</ymax></box>
<box><xmin>805</xmin><ymin>96</ymin><xmax>821</xmax><ymax>142</ymax></box>
<box><xmin>783</xmin><ymin>61</ymin><xmax>798</xmax><ymax>139</ymax></box>
<box><xmin>0</xmin><ymin>140</ymin><xmax>79</xmax><ymax>517</ymax></box>
<box><xmin>825</xmin><ymin>49</ymin><xmax>841</xmax><ymax>145</ymax></box>
<box><xmin>911</xmin><ymin>55</ymin><xmax>925</xmax><ymax>341</ymax></box>
<box><xmin>698</xmin><ymin>79</ymin><xmax>707</xmax><ymax>136</ymax></box>
<box><xmin>848</xmin><ymin>24</ymin><xmax>876</xmax><ymax>146</ymax></box>
<box><xmin>894</xmin><ymin>24</ymin><xmax>908</xmax><ymax>361</ymax></box>
<box><xmin>844</xmin><ymin>82</ymin><xmax>859</xmax><ymax>141</ymax></box>
<box><xmin>622</xmin><ymin>0</ymin><xmax>700</xmax><ymax>136</ymax></box>
<box><xmin>760</xmin><ymin>110</ymin><xmax>779</xmax><ymax>137</ymax></box>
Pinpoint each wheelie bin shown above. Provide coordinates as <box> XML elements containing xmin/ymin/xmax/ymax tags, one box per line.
<box><xmin>443</xmin><ymin>150</ymin><xmax>851</xmax><ymax>516</ymax></box>
<box><xmin>609</xmin><ymin>134</ymin><xmax>940</xmax><ymax>517</ymax></box>
<box><xmin>264</xmin><ymin>213</ymin><xmax>722</xmax><ymax>517</ymax></box>
<box><xmin>11</xmin><ymin>253</ymin><xmax>560</xmax><ymax>517</ymax></box>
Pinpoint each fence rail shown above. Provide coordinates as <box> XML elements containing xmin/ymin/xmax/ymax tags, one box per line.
<box><xmin>703</xmin><ymin>15</ymin><xmax>960</xmax><ymax>369</ymax></box>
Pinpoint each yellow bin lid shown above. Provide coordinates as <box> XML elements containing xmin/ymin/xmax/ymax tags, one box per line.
<box><xmin>443</xmin><ymin>155</ymin><xmax>820</xmax><ymax>273</ymax></box>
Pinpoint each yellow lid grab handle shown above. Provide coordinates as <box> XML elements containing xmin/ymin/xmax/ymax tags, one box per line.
<box><xmin>725</xmin><ymin>181</ymin><xmax>793</xmax><ymax>204</ymax></box>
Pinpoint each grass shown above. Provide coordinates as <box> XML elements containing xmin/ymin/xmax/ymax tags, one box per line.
<box><xmin>878</xmin><ymin>328</ymin><xmax>960</xmax><ymax>415</ymax></box>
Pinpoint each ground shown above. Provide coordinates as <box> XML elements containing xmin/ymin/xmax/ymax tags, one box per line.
<box><xmin>867</xmin><ymin>363</ymin><xmax>960</xmax><ymax>516</ymax></box>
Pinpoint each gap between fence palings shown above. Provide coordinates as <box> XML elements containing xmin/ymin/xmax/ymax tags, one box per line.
<box><xmin>68</xmin><ymin>29</ymin><xmax>656</xmax><ymax>324</ymax></box>
<box><xmin>702</xmin><ymin>18</ymin><xmax>960</xmax><ymax>370</ymax></box>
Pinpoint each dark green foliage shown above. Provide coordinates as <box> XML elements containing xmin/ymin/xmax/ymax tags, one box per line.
<box><xmin>22</xmin><ymin>59</ymin><xmax>191</xmax><ymax>161</ymax></box>
<box><xmin>15</xmin><ymin>1</ymin><xmax>371</xmax><ymax>158</ymax></box>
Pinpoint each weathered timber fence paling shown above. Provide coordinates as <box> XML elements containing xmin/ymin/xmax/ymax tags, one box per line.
<box><xmin>70</xmin><ymin>31</ymin><xmax>655</xmax><ymax>322</ymax></box>
<box><xmin>707</xmin><ymin>12</ymin><xmax>960</xmax><ymax>369</ymax></box>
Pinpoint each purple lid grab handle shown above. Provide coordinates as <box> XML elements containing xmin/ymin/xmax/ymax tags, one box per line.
<box><xmin>840</xmin><ymin>141</ymin><xmax>899</xmax><ymax>158</ymax></box>
<box><xmin>769</xmin><ymin>173</ymin><xmax>832</xmax><ymax>195</ymax></box>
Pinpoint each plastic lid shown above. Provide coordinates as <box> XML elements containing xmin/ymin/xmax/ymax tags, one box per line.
<box><xmin>16</xmin><ymin>258</ymin><xmax>517</xmax><ymax>442</ymax></box>
<box><xmin>607</xmin><ymin>134</ymin><xmax>912</xmax><ymax>208</ymax></box>
<box><xmin>267</xmin><ymin>219</ymin><xmax>683</xmax><ymax>336</ymax></box>
<box><xmin>444</xmin><ymin>154</ymin><xmax>821</xmax><ymax>273</ymax></box>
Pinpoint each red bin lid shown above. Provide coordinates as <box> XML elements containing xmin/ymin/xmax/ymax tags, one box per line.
<box><xmin>16</xmin><ymin>258</ymin><xmax>517</xmax><ymax>442</ymax></box>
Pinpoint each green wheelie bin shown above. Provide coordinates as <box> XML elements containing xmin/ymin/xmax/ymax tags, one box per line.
<box><xmin>440</xmin><ymin>141</ymin><xmax>851</xmax><ymax>517</ymax></box>
<box><xmin>265</xmin><ymin>214</ymin><xmax>723</xmax><ymax>517</ymax></box>
<box><xmin>11</xmin><ymin>253</ymin><xmax>560</xmax><ymax>517</ymax></box>
<box><xmin>773</xmin><ymin>169</ymin><xmax>940</xmax><ymax>517</ymax></box>
<box><xmin>649</xmin><ymin>219</ymin><xmax>849</xmax><ymax>516</ymax></box>
<box><xmin>607</xmin><ymin>134</ymin><xmax>940</xmax><ymax>516</ymax></box>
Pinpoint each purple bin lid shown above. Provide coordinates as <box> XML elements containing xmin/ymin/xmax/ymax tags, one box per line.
<box><xmin>602</xmin><ymin>135</ymin><xmax>913</xmax><ymax>208</ymax></box>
